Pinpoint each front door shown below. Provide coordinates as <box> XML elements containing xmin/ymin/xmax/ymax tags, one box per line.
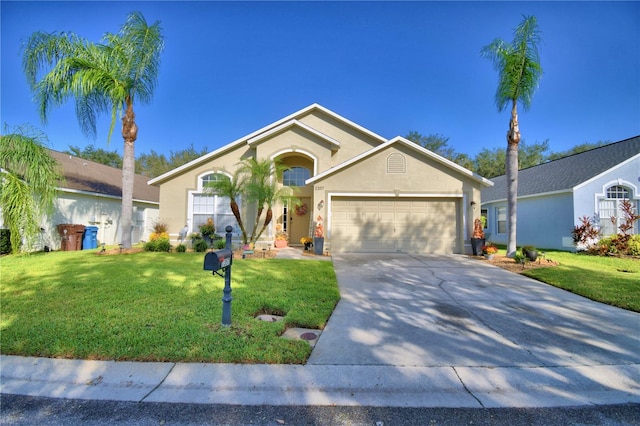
<box><xmin>288</xmin><ymin>197</ymin><xmax>311</xmax><ymax>246</ymax></box>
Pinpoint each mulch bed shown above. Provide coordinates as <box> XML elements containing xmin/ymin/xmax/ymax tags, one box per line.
<box><xmin>470</xmin><ymin>254</ymin><xmax>559</xmax><ymax>274</ymax></box>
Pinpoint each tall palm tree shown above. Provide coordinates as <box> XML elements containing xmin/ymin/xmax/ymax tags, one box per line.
<box><xmin>481</xmin><ymin>15</ymin><xmax>543</xmax><ymax>257</ymax></box>
<box><xmin>22</xmin><ymin>11</ymin><xmax>164</xmax><ymax>249</ymax></box>
<box><xmin>0</xmin><ymin>125</ymin><xmax>62</xmax><ymax>253</ymax></box>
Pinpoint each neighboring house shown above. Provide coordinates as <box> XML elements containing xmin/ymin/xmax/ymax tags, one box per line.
<box><xmin>481</xmin><ymin>136</ymin><xmax>640</xmax><ymax>251</ymax></box>
<box><xmin>37</xmin><ymin>150</ymin><xmax>159</xmax><ymax>250</ymax></box>
<box><xmin>148</xmin><ymin>104</ymin><xmax>492</xmax><ymax>254</ymax></box>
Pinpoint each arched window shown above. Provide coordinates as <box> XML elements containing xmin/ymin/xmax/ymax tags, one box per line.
<box><xmin>283</xmin><ymin>167</ymin><xmax>310</xmax><ymax>187</ymax></box>
<box><xmin>190</xmin><ymin>173</ymin><xmax>239</xmax><ymax>233</ymax></box>
<box><xmin>599</xmin><ymin>185</ymin><xmax>636</xmax><ymax>235</ymax></box>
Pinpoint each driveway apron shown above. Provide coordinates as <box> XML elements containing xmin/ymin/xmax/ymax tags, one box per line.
<box><xmin>308</xmin><ymin>253</ymin><xmax>640</xmax><ymax>369</ymax></box>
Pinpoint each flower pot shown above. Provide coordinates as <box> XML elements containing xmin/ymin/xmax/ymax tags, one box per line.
<box><xmin>484</xmin><ymin>254</ymin><xmax>494</xmax><ymax>260</ymax></box>
<box><xmin>313</xmin><ymin>237</ymin><xmax>324</xmax><ymax>255</ymax></box>
<box><xmin>274</xmin><ymin>240</ymin><xmax>287</xmax><ymax>248</ymax></box>
<box><xmin>524</xmin><ymin>249</ymin><xmax>538</xmax><ymax>262</ymax></box>
<box><xmin>471</xmin><ymin>238</ymin><xmax>485</xmax><ymax>256</ymax></box>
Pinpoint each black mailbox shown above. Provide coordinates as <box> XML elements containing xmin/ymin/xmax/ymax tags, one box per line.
<box><xmin>204</xmin><ymin>248</ymin><xmax>233</xmax><ymax>272</ymax></box>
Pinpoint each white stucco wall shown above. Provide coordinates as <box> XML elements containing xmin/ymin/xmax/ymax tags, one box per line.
<box><xmin>573</xmin><ymin>157</ymin><xmax>640</xmax><ymax>229</ymax></box>
<box><xmin>33</xmin><ymin>190</ymin><xmax>158</xmax><ymax>251</ymax></box>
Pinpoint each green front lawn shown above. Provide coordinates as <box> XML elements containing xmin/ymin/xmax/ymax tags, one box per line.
<box><xmin>522</xmin><ymin>250</ymin><xmax>640</xmax><ymax>312</ymax></box>
<box><xmin>1</xmin><ymin>250</ymin><xmax>339</xmax><ymax>364</ymax></box>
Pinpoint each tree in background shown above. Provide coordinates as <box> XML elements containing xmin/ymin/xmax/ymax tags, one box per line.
<box><xmin>481</xmin><ymin>15</ymin><xmax>543</xmax><ymax>256</ymax></box>
<box><xmin>65</xmin><ymin>144</ymin><xmax>123</xmax><ymax>169</ymax></box>
<box><xmin>0</xmin><ymin>125</ymin><xmax>62</xmax><ymax>254</ymax></box>
<box><xmin>136</xmin><ymin>144</ymin><xmax>209</xmax><ymax>178</ymax></box>
<box><xmin>547</xmin><ymin>141</ymin><xmax>607</xmax><ymax>161</ymax></box>
<box><xmin>22</xmin><ymin>11</ymin><xmax>164</xmax><ymax>249</ymax></box>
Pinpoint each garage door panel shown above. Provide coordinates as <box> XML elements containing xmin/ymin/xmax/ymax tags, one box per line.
<box><xmin>331</xmin><ymin>196</ymin><xmax>459</xmax><ymax>254</ymax></box>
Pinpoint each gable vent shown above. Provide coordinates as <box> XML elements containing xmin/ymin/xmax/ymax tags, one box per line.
<box><xmin>387</xmin><ymin>153</ymin><xmax>406</xmax><ymax>174</ymax></box>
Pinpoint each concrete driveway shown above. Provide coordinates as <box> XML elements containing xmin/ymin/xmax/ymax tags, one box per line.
<box><xmin>310</xmin><ymin>253</ymin><xmax>640</xmax><ymax>367</ymax></box>
<box><xmin>307</xmin><ymin>253</ymin><xmax>640</xmax><ymax>405</ymax></box>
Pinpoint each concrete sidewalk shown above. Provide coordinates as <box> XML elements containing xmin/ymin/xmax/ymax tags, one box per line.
<box><xmin>1</xmin><ymin>253</ymin><xmax>639</xmax><ymax>408</ymax></box>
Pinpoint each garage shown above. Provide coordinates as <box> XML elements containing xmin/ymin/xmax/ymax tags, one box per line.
<box><xmin>330</xmin><ymin>196</ymin><xmax>460</xmax><ymax>254</ymax></box>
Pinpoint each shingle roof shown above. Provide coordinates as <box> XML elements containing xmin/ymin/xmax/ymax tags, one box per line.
<box><xmin>49</xmin><ymin>149</ymin><xmax>159</xmax><ymax>203</ymax></box>
<box><xmin>482</xmin><ymin>136</ymin><xmax>640</xmax><ymax>203</ymax></box>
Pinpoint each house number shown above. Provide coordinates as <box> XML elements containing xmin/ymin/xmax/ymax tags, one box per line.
<box><xmin>315</xmin><ymin>186</ymin><xmax>324</xmax><ymax>190</ymax></box>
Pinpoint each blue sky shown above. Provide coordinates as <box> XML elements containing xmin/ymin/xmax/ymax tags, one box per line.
<box><xmin>2</xmin><ymin>1</ymin><xmax>639</xmax><ymax>159</ymax></box>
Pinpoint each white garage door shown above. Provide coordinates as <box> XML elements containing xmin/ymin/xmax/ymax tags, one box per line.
<box><xmin>331</xmin><ymin>197</ymin><xmax>459</xmax><ymax>254</ymax></box>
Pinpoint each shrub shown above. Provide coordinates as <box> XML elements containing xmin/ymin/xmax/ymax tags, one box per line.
<box><xmin>175</xmin><ymin>244</ymin><xmax>187</xmax><ymax>253</ymax></box>
<box><xmin>149</xmin><ymin>219</ymin><xmax>170</xmax><ymax>241</ymax></box>
<box><xmin>627</xmin><ymin>235</ymin><xmax>640</xmax><ymax>256</ymax></box>
<box><xmin>572</xmin><ymin>216</ymin><xmax>600</xmax><ymax>251</ymax></box>
<box><xmin>144</xmin><ymin>237</ymin><xmax>171</xmax><ymax>252</ymax></box>
<box><xmin>193</xmin><ymin>239</ymin><xmax>209</xmax><ymax>252</ymax></box>
<box><xmin>214</xmin><ymin>238</ymin><xmax>226</xmax><ymax>249</ymax></box>
<box><xmin>0</xmin><ymin>229</ymin><xmax>12</xmax><ymax>255</ymax></box>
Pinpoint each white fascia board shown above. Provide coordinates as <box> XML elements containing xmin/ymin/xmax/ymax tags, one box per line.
<box><xmin>480</xmin><ymin>188</ymin><xmax>573</xmax><ymax>206</ymax></box>
<box><xmin>149</xmin><ymin>103</ymin><xmax>388</xmax><ymax>186</ymax></box>
<box><xmin>389</xmin><ymin>137</ymin><xmax>494</xmax><ymax>187</ymax></box>
<box><xmin>573</xmin><ymin>153</ymin><xmax>640</xmax><ymax>191</ymax></box>
<box><xmin>311</xmin><ymin>104</ymin><xmax>388</xmax><ymax>144</ymax></box>
<box><xmin>328</xmin><ymin>191</ymin><xmax>463</xmax><ymax>198</ymax></box>
<box><xmin>247</xmin><ymin>119</ymin><xmax>341</xmax><ymax>148</ymax></box>
<box><xmin>56</xmin><ymin>187</ymin><xmax>160</xmax><ymax>205</ymax></box>
<box><xmin>307</xmin><ymin>136</ymin><xmax>494</xmax><ymax>187</ymax></box>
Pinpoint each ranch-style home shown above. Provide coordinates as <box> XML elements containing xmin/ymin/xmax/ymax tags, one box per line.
<box><xmin>481</xmin><ymin>136</ymin><xmax>640</xmax><ymax>251</ymax></box>
<box><xmin>149</xmin><ymin>104</ymin><xmax>492</xmax><ymax>254</ymax></box>
<box><xmin>39</xmin><ymin>150</ymin><xmax>159</xmax><ymax>251</ymax></box>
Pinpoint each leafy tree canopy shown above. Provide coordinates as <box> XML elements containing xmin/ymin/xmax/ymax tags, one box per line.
<box><xmin>65</xmin><ymin>144</ymin><xmax>123</xmax><ymax>169</ymax></box>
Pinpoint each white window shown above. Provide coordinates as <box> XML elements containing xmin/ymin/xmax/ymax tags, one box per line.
<box><xmin>191</xmin><ymin>173</ymin><xmax>239</xmax><ymax>234</ymax></box>
<box><xmin>283</xmin><ymin>167</ymin><xmax>310</xmax><ymax>187</ymax></box>
<box><xmin>496</xmin><ymin>206</ymin><xmax>507</xmax><ymax>234</ymax></box>
<box><xmin>598</xmin><ymin>185</ymin><xmax>637</xmax><ymax>235</ymax></box>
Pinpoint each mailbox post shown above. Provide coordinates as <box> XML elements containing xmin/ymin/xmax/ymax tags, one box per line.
<box><xmin>203</xmin><ymin>225</ymin><xmax>234</xmax><ymax>326</ymax></box>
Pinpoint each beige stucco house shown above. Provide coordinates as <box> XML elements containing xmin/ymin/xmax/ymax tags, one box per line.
<box><xmin>148</xmin><ymin>104</ymin><xmax>492</xmax><ymax>254</ymax></box>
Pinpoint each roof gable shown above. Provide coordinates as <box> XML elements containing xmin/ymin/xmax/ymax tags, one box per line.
<box><xmin>307</xmin><ymin>136</ymin><xmax>493</xmax><ymax>187</ymax></box>
<box><xmin>247</xmin><ymin>119</ymin><xmax>340</xmax><ymax>149</ymax></box>
<box><xmin>482</xmin><ymin>136</ymin><xmax>640</xmax><ymax>203</ymax></box>
<box><xmin>148</xmin><ymin>103</ymin><xmax>387</xmax><ymax>185</ymax></box>
<box><xmin>49</xmin><ymin>150</ymin><xmax>159</xmax><ymax>203</ymax></box>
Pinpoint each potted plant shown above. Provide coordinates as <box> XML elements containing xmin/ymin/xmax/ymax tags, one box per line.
<box><xmin>300</xmin><ymin>237</ymin><xmax>313</xmax><ymax>251</ymax></box>
<box><xmin>521</xmin><ymin>245</ymin><xmax>538</xmax><ymax>262</ymax></box>
<box><xmin>274</xmin><ymin>224</ymin><xmax>288</xmax><ymax>248</ymax></box>
<box><xmin>199</xmin><ymin>218</ymin><xmax>216</xmax><ymax>246</ymax></box>
<box><xmin>482</xmin><ymin>242</ymin><xmax>498</xmax><ymax>260</ymax></box>
<box><xmin>313</xmin><ymin>216</ymin><xmax>324</xmax><ymax>255</ymax></box>
<box><xmin>470</xmin><ymin>218</ymin><xmax>485</xmax><ymax>256</ymax></box>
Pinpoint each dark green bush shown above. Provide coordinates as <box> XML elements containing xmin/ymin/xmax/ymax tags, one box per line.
<box><xmin>214</xmin><ymin>238</ymin><xmax>226</xmax><ymax>249</ymax></box>
<box><xmin>175</xmin><ymin>244</ymin><xmax>187</xmax><ymax>253</ymax></box>
<box><xmin>0</xmin><ymin>229</ymin><xmax>12</xmax><ymax>254</ymax></box>
<box><xmin>193</xmin><ymin>239</ymin><xmax>209</xmax><ymax>252</ymax></box>
<box><xmin>144</xmin><ymin>238</ymin><xmax>171</xmax><ymax>252</ymax></box>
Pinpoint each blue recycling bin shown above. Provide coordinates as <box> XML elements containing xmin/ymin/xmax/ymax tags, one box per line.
<box><xmin>83</xmin><ymin>226</ymin><xmax>99</xmax><ymax>250</ymax></box>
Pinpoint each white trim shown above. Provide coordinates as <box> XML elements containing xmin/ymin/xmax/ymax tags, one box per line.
<box><xmin>248</xmin><ymin>119</ymin><xmax>340</xmax><ymax>148</ymax></box>
<box><xmin>308</xmin><ymin>136</ymin><xmax>493</xmax><ymax>187</ymax></box>
<box><xmin>593</xmin><ymin>179</ymin><xmax>640</xmax><ymax>223</ymax></box>
<box><xmin>148</xmin><ymin>103</ymin><xmax>388</xmax><ymax>185</ymax></box>
<box><xmin>56</xmin><ymin>187</ymin><xmax>159</xmax><ymax>206</ymax></box>
<box><xmin>270</xmin><ymin>148</ymin><xmax>319</xmax><ymax>177</ymax></box>
<box><xmin>574</xmin><ymin>153</ymin><xmax>640</xmax><ymax>191</ymax></box>
<box><xmin>481</xmin><ymin>188</ymin><xmax>573</xmax><ymax>206</ymax></box>
<box><xmin>196</xmin><ymin>170</ymin><xmax>233</xmax><ymax>192</ymax></box>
